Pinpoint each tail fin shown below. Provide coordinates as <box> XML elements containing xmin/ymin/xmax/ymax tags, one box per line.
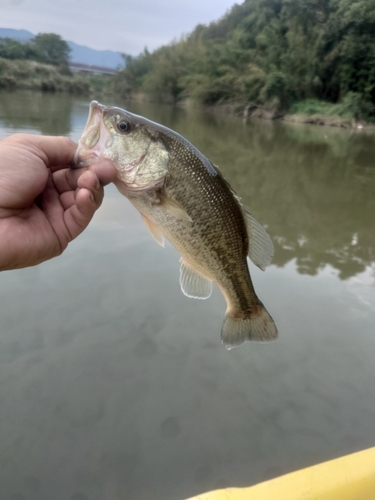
<box><xmin>221</xmin><ymin>305</ymin><xmax>277</xmax><ymax>350</ymax></box>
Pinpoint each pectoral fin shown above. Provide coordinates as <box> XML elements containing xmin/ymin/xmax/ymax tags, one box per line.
<box><xmin>180</xmin><ymin>259</ymin><xmax>212</xmax><ymax>299</ymax></box>
<box><xmin>160</xmin><ymin>196</ymin><xmax>193</xmax><ymax>223</ymax></box>
<box><xmin>244</xmin><ymin>210</ymin><xmax>274</xmax><ymax>271</ymax></box>
<box><xmin>141</xmin><ymin>215</ymin><xmax>165</xmax><ymax>247</ymax></box>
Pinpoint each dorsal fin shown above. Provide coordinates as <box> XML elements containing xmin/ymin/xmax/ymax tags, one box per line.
<box><xmin>243</xmin><ymin>210</ymin><xmax>274</xmax><ymax>270</ymax></box>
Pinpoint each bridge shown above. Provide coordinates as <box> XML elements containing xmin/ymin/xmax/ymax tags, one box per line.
<box><xmin>69</xmin><ymin>62</ymin><xmax>119</xmax><ymax>75</ymax></box>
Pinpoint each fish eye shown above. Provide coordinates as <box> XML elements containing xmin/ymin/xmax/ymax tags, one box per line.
<box><xmin>117</xmin><ymin>120</ymin><xmax>131</xmax><ymax>133</ymax></box>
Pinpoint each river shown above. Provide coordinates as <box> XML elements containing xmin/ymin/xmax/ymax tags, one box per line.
<box><xmin>0</xmin><ymin>90</ymin><xmax>374</xmax><ymax>500</ymax></box>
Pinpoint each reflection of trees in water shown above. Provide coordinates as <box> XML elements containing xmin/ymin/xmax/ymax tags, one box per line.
<box><xmin>0</xmin><ymin>90</ymin><xmax>72</xmax><ymax>135</ymax></box>
<box><xmin>0</xmin><ymin>94</ymin><xmax>373</xmax><ymax>280</ymax></box>
<box><xmin>165</xmin><ymin>108</ymin><xmax>375</xmax><ymax>280</ymax></box>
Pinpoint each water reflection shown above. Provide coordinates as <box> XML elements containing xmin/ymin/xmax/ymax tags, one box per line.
<box><xmin>1</xmin><ymin>90</ymin><xmax>374</xmax><ymax>281</ymax></box>
<box><xmin>123</xmin><ymin>100</ymin><xmax>375</xmax><ymax>280</ymax></box>
<box><xmin>0</xmin><ymin>90</ymin><xmax>73</xmax><ymax>135</ymax></box>
<box><xmin>0</xmin><ymin>90</ymin><xmax>374</xmax><ymax>500</ymax></box>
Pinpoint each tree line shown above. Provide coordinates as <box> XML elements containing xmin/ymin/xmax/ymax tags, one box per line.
<box><xmin>0</xmin><ymin>34</ymin><xmax>100</xmax><ymax>95</ymax></box>
<box><xmin>113</xmin><ymin>0</ymin><xmax>375</xmax><ymax>119</ymax></box>
<box><xmin>0</xmin><ymin>33</ymin><xmax>70</xmax><ymax>67</ymax></box>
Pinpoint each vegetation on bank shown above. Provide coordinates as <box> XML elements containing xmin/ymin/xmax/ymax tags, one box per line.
<box><xmin>2</xmin><ymin>2</ymin><xmax>375</xmax><ymax>126</ymax></box>
<box><xmin>0</xmin><ymin>33</ymin><xmax>112</xmax><ymax>96</ymax></box>
<box><xmin>111</xmin><ymin>0</ymin><xmax>375</xmax><ymax>123</ymax></box>
<box><xmin>0</xmin><ymin>57</ymin><xmax>110</xmax><ymax>95</ymax></box>
<box><xmin>0</xmin><ymin>33</ymin><xmax>71</xmax><ymax>66</ymax></box>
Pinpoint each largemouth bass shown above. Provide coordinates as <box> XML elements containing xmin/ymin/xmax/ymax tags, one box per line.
<box><xmin>74</xmin><ymin>101</ymin><xmax>277</xmax><ymax>349</ymax></box>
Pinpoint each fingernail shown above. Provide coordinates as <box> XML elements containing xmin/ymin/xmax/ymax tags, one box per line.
<box><xmin>89</xmin><ymin>191</ymin><xmax>95</xmax><ymax>203</ymax></box>
<box><xmin>94</xmin><ymin>174</ymin><xmax>100</xmax><ymax>190</ymax></box>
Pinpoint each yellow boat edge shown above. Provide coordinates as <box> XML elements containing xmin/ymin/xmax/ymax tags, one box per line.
<box><xmin>185</xmin><ymin>447</ymin><xmax>375</xmax><ymax>500</ymax></box>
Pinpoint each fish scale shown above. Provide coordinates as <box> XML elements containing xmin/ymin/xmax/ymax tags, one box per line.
<box><xmin>160</xmin><ymin>135</ymin><xmax>255</xmax><ymax>312</ymax></box>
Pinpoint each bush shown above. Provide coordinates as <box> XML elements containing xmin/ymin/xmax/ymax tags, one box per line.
<box><xmin>260</xmin><ymin>71</ymin><xmax>289</xmax><ymax>109</ymax></box>
<box><xmin>0</xmin><ymin>57</ymin><xmax>97</xmax><ymax>96</ymax></box>
<box><xmin>0</xmin><ymin>75</ymin><xmax>17</xmax><ymax>89</ymax></box>
<box><xmin>337</xmin><ymin>92</ymin><xmax>373</xmax><ymax>120</ymax></box>
<box><xmin>40</xmin><ymin>79</ymin><xmax>57</xmax><ymax>92</ymax></box>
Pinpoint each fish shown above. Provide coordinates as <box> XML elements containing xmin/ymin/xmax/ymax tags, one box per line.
<box><xmin>73</xmin><ymin>100</ymin><xmax>277</xmax><ymax>349</ymax></box>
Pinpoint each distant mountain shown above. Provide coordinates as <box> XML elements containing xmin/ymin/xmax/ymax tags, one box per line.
<box><xmin>67</xmin><ymin>41</ymin><xmax>125</xmax><ymax>69</ymax></box>
<box><xmin>0</xmin><ymin>27</ymin><xmax>33</xmax><ymax>42</ymax></box>
<box><xmin>0</xmin><ymin>27</ymin><xmax>126</xmax><ymax>69</ymax></box>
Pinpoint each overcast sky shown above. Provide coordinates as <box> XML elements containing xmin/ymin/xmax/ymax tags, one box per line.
<box><xmin>1</xmin><ymin>0</ymin><xmax>239</xmax><ymax>55</ymax></box>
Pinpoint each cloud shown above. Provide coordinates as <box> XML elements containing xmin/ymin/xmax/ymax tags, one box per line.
<box><xmin>1</xmin><ymin>0</ymin><xmax>238</xmax><ymax>54</ymax></box>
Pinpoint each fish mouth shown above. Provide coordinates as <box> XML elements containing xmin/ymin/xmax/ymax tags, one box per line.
<box><xmin>72</xmin><ymin>101</ymin><xmax>113</xmax><ymax>169</ymax></box>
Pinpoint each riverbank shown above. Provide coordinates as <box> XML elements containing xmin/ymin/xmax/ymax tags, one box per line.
<box><xmin>281</xmin><ymin>113</ymin><xmax>366</xmax><ymax>129</ymax></box>
<box><xmin>219</xmin><ymin>97</ymin><xmax>374</xmax><ymax>129</ymax></box>
<box><xmin>0</xmin><ymin>70</ymin><xmax>371</xmax><ymax>131</ymax></box>
<box><xmin>118</xmin><ymin>92</ymin><xmax>373</xmax><ymax>130</ymax></box>
<box><xmin>0</xmin><ymin>57</ymin><xmax>111</xmax><ymax>96</ymax></box>
<box><xmin>280</xmin><ymin>97</ymin><xmax>373</xmax><ymax>129</ymax></box>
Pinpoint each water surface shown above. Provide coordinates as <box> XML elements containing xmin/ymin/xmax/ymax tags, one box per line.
<box><xmin>0</xmin><ymin>90</ymin><xmax>374</xmax><ymax>500</ymax></box>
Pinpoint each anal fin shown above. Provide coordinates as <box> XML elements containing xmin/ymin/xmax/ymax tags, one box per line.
<box><xmin>142</xmin><ymin>215</ymin><xmax>165</xmax><ymax>247</ymax></box>
<box><xmin>180</xmin><ymin>259</ymin><xmax>212</xmax><ymax>299</ymax></box>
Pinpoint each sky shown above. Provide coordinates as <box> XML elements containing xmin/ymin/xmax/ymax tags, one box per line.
<box><xmin>1</xmin><ymin>0</ymin><xmax>239</xmax><ymax>55</ymax></box>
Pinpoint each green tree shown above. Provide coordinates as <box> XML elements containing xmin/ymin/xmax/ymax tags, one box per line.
<box><xmin>32</xmin><ymin>33</ymin><xmax>71</xmax><ymax>66</ymax></box>
<box><xmin>0</xmin><ymin>38</ymin><xmax>41</xmax><ymax>61</ymax></box>
<box><xmin>111</xmin><ymin>0</ymin><xmax>375</xmax><ymax>118</ymax></box>
<box><xmin>0</xmin><ymin>38</ymin><xmax>26</xmax><ymax>59</ymax></box>
<box><xmin>113</xmin><ymin>49</ymin><xmax>153</xmax><ymax>95</ymax></box>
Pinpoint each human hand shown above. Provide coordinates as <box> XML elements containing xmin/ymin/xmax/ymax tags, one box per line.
<box><xmin>0</xmin><ymin>133</ymin><xmax>116</xmax><ymax>271</ymax></box>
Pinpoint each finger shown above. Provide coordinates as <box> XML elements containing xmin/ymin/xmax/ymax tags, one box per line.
<box><xmin>55</xmin><ymin>159</ymin><xmax>116</xmax><ymax>194</ymax></box>
<box><xmin>59</xmin><ymin>172</ymin><xmax>104</xmax><ymax>210</ymax></box>
<box><xmin>52</xmin><ymin>168</ymin><xmax>96</xmax><ymax>194</ymax></box>
<box><xmin>85</xmin><ymin>159</ymin><xmax>117</xmax><ymax>186</ymax></box>
<box><xmin>41</xmin><ymin>179</ymin><xmax>96</xmax><ymax>244</ymax></box>
<box><xmin>59</xmin><ymin>191</ymin><xmax>76</xmax><ymax>210</ymax></box>
<box><xmin>6</xmin><ymin>134</ymin><xmax>77</xmax><ymax>169</ymax></box>
<box><xmin>77</xmin><ymin>171</ymin><xmax>104</xmax><ymax>208</ymax></box>
<box><xmin>40</xmin><ymin>175</ymin><xmax>99</xmax><ymax>249</ymax></box>
<box><xmin>63</xmin><ymin>188</ymin><xmax>97</xmax><ymax>240</ymax></box>
<box><xmin>53</xmin><ymin>168</ymin><xmax>99</xmax><ymax>193</ymax></box>
<box><xmin>34</xmin><ymin>136</ymin><xmax>77</xmax><ymax>168</ymax></box>
<box><xmin>67</xmin><ymin>159</ymin><xmax>117</xmax><ymax>187</ymax></box>
<box><xmin>52</xmin><ymin>168</ymin><xmax>79</xmax><ymax>194</ymax></box>
<box><xmin>53</xmin><ymin>169</ymin><xmax>104</xmax><ymax>210</ymax></box>
<box><xmin>39</xmin><ymin>173</ymin><xmax>69</xmax><ymax>252</ymax></box>
<box><xmin>50</xmin><ymin>164</ymin><xmax>71</xmax><ymax>173</ymax></box>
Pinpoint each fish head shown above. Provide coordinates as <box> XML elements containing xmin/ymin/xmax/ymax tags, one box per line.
<box><xmin>74</xmin><ymin>101</ymin><xmax>169</xmax><ymax>191</ymax></box>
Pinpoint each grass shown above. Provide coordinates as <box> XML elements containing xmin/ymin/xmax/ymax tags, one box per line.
<box><xmin>289</xmin><ymin>99</ymin><xmax>352</xmax><ymax>118</ymax></box>
<box><xmin>288</xmin><ymin>94</ymin><xmax>374</xmax><ymax>123</ymax></box>
<box><xmin>0</xmin><ymin>57</ymin><xmax>113</xmax><ymax>96</ymax></box>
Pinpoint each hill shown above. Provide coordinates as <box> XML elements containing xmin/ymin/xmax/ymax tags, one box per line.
<box><xmin>0</xmin><ymin>27</ymin><xmax>126</xmax><ymax>69</ymax></box>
